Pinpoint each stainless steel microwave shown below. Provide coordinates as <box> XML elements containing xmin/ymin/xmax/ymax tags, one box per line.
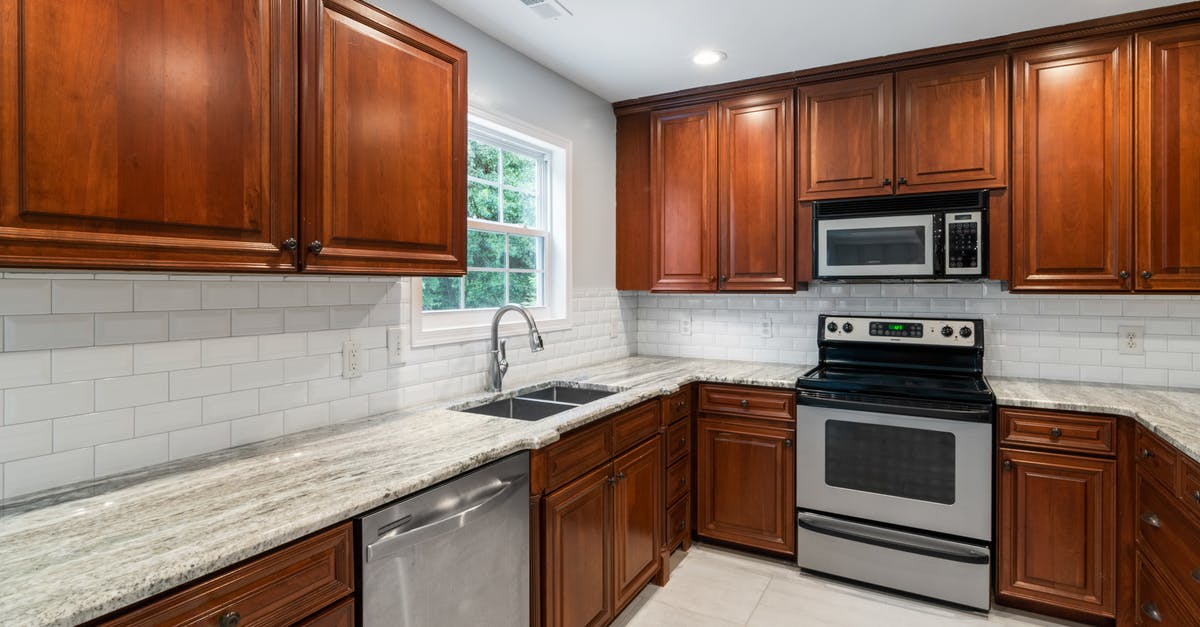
<box><xmin>813</xmin><ymin>190</ymin><xmax>988</xmax><ymax>280</ymax></box>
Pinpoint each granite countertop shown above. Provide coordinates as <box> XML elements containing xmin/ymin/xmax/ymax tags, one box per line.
<box><xmin>991</xmin><ymin>377</ymin><xmax>1200</xmax><ymax>466</ymax></box>
<box><xmin>0</xmin><ymin>356</ymin><xmax>808</xmax><ymax>627</ymax></box>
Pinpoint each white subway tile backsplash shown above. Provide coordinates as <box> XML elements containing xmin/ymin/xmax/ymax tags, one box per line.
<box><xmin>231</xmin><ymin>309</ymin><xmax>284</xmax><ymax>336</ymax></box>
<box><xmin>329</xmin><ymin>306</ymin><xmax>371</xmax><ymax>329</ymax></box>
<box><xmin>53</xmin><ymin>280</ymin><xmax>131</xmax><ymax>313</ymax></box>
<box><xmin>135</xmin><ymin>399</ymin><xmax>203</xmax><ymax>436</ymax></box>
<box><xmin>95</xmin><ymin>312</ymin><xmax>169</xmax><ymax>346</ymax></box>
<box><xmin>230</xmin><ymin>412</ymin><xmax>283</xmax><ymax>446</ymax></box>
<box><xmin>4</xmin><ymin>314</ymin><xmax>94</xmax><ymax>351</ymax></box>
<box><xmin>201</xmin><ymin>336</ymin><xmax>258</xmax><ymax>367</ymax></box>
<box><xmin>258</xmin><ymin>283</ymin><xmax>307</xmax><ymax>308</ymax></box>
<box><xmin>52</xmin><ymin>346</ymin><xmax>133</xmax><ymax>383</ymax></box>
<box><xmin>134</xmin><ymin>281</ymin><xmax>201</xmax><ymax>311</ymax></box>
<box><xmin>95</xmin><ymin>435</ymin><xmax>168</xmax><ymax>477</ymax></box>
<box><xmin>350</xmin><ymin>283</ymin><xmax>389</xmax><ymax>305</ymax></box>
<box><xmin>284</xmin><ymin>307</ymin><xmax>329</xmax><ymax>332</ymax></box>
<box><xmin>167</xmin><ymin>423</ymin><xmax>229</xmax><ymax>460</ymax></box>
<box><xmin>307</xmin><ymin>329</ymin><xmax>349</xmax><ymax>355</ymax></box>
<box><xmin>330</xmin><ymin>396</ymin><xmax>369</xmax><ymax>423</ymax></box>
<box><xmin>283</xmin><ymin>355</ymin><xmax>329</xmax><ymax>383</ymax></box>
<box><xmin>308</xmin><ymin>283</ymin><xmax>349</xmax><ymax>306</ymax></box>
<box><xmin>169</xmin><ymin>366</ymin><xmax>231</xmax><ymax>400</ymax></box>
<box><xmin>0</xmin><ymin>351</ymin><xmax>52</xmax><ymax>389</ymax></box>
<box><xmin>202</xmin><ymin>390</ymin><xmax>259</xmax><ymax>422</ymax></box>
<box><xmin>4</xmin><ymin>447</ymin><xmax>93</xmax><ymax>498</ymax></box>
<box><xmin>0</xmin><ymin>279</ymin><xmax>52</xmax><ymax>315</ymax></box>
<box><xmin>4</xmin><ymin>381</ymin><xmax>93</xmax><ymax>424</ymax></box>
<box><xmin>133</xmin><ymin>341</ymin><xmax>202</xmax><ymax>374</ymax></box>
<box><xmin>230</xmin><ymin>360</ymin><xmax>283</xmax><ymax>391</ymax></box>
<box><xmin>53</xmin><ymin>409</ymin><xmax>134</xmax><ymax>451</ymax></box>
<box><xmin>258</xmin><ymin>333</ymin><xmax>307</xmax><ymax>360</ymax></box>
<box><xmin>283</xmin><ymin>403</ymin><xmax>329</xmax><ymax>434</ymax></box>
<box><xmin>259</xmin><ymin>382</ymin><xmax>308</xmax><ymax>413</ymax></box>
<box><xmin>201</xmin><ymin>282</ymin><xmax>258</xmax><ymax>309</ymax></box>
<box><xmin>95</xmin><ymin>373</ymin><xmax>169</xmax><ymax>411</ymax></box>
<box><xmin>169</xmin><ymin>310</ymin><xmax>231</xmax><ymax>340</ymax></box>
<box><xmin>0</xmin><ymin>421</ymin><xmax>52</xmax><ymax>463</ymax></box>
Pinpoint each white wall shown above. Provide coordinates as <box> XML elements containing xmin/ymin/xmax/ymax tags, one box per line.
<box><xmin>379</xmin><ymin>0</ymin><xmax>617</xmax><ymax>288</ymax></box>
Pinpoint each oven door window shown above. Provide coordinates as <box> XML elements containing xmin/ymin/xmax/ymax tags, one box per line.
<box><xmin>825</xmin><ymin>420</ymin><xmax>955</xmax><ymax>504</ymax></box>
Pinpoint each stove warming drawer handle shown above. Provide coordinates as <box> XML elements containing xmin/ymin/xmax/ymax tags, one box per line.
<box><xmin>797</xmin><ymin>512</ymin><xmax>990</xmax><ymax>565</ymax></box>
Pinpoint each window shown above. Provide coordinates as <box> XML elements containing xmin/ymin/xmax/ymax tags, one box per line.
<box><xmin>412</xmin><ymin>109</ymin><xmax>571</xmax><ymax>345</ymax></box>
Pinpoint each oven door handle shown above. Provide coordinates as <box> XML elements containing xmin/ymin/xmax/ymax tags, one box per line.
<box><xmin>797</xmin><ymin>511</ymin><xmax>990</xmax><ymax>565</ymax></box>
<box><xmin>796</xmin><ymin>393</ymin><xmax>992</xmax><ymax>423</ymax></box>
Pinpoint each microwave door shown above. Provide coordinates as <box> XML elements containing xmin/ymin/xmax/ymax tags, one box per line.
<box><xmin>817</xmin><ymin>215</ymin><xmax>935</xmax><ymax>278</ymax></box>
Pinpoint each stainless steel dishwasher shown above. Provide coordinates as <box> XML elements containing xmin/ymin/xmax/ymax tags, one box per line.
<box><xmin>357</xmin><ymin>451</ymin><xmax>529</xmax><ymax>627</ymax></box>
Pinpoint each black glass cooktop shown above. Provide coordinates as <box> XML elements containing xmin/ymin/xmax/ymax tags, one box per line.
<box><xmin>797</xmin><ymin>366</ymin><xmax>993</xmax><ymax>406</ymax></box>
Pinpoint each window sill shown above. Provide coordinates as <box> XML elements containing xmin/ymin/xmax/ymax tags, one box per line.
<box><xmin>410</xmin><ymin>310</ymin><xmax>572</xmax><ymax>347</ymax></box>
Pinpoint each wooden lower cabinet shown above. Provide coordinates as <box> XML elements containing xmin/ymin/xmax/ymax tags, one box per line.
<box><xmin>299</xmin><ymin>597</ymin><xmax>355</xmax><ymax>627</ymax></box>
<box><xmin>544</xmin><ymin>465</ymin><xmax>615</xmax><ymax>627</ymax></box>
<box><xmin>613</xmin><ymin>438</ymin><xmax>665</xmax><ymax>609</ymax></box>
<box><xmin>695</xmin><ymin>414</ymin><xmax>795</xmax><ymax>556</ymax></box>
<box><xmin>996</xmin><ymin>447</ymin><xmax>1116</xmax><ymax>620</ymax></box>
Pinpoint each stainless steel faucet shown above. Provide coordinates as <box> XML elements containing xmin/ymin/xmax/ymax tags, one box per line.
<box><xmin>488</xmin><ymin>304</ymin><xmax>545</xmax><ymax>392</ymax></box>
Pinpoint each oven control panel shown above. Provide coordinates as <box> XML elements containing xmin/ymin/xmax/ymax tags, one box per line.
<box><xmin>820</xmin><ymin>315</ymin><xmax>982</xmax><ymax>347</ymax></box>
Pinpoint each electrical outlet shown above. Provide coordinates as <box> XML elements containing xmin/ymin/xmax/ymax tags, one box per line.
<box><xmin>680</xmin><ymin>316</ymin><xmax>692</xmax><ymax>336</ymax></box>
<box><xmin>342</xmin><ymin>340</ymin><xmax>363</xmax><ymax>378</ymax></box>
<box><xmin>759</xmin><ymin>318</ymin><xmax>773</xmax><ymax>339</ymax></box>
<box><xmin>386</xmin><ymin>327</ymin><xmax>405</xmax><ymax>365</ymax></box>
<box><xmin>1118</xmin><ymin>325</ymin><xmax>1144</xmax><ymax>355</ymax></box>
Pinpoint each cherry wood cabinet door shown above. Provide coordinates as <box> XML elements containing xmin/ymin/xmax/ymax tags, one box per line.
<box><xmin>300</xmin><ymin>0</ymin><xmax>466</xmax><ymax>274</ymax></box>
<box><xmin>1136</xmin><ymin>24</ymin><xmax>1200</xmax><ymax>291</ymax></box>
<box><xmin>650</xmin><ymin>103</ymin><xmax>718</xmax><ymax>292</ymax></box>
<box><xmin>797</xmin><ymin>74</ymin><xmax>894</xmax><ymax>200</ymax></box>
<box><xmin>997</xmin><ymin>448</ymin><xmax>1116</xmax><ymax>620</ymax></box>
<box><xmin>0</xmin><ymin>0</ymin><xmax>298</xmax><ymax>272</ymax></box>
<box><xmin>1010</xmin><ymin>38</ymin><xmax>1133</xmax><ymax>292</ymax></box>
<box><xmin>695</xmin><ymin>415</ymin><xmax>795</xmax><ymax>556</ymax></box>
<box><xmin>612</xmin><ymin>437</ymin><xmax>662</xmax><ymax>611</ymax></box>
<box><xmin>895</xmin><ymin>55</ymin><xmax>1008</xmax><ymax>193</ymax></box>
<box><xmin>718</xmin><ymin>91</ymin><xmax>795</xmax><ymax>292</ymax></box>
<box><xmin>543</xmin><ymin>464</ymin><xmax>613</xmax><ymax>627</ymax></box>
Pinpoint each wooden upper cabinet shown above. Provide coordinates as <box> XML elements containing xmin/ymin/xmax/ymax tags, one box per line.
<box><xmin>1010</xmin><ymin>37</ymin><xmax>1133</xmax><ymax>292</ymax></box>
<box><xmin>650</xmin><ymin>103</ymin><xmax>718</xmax><ymax>292</ymax></box>
<box><xmin>797</xmin><ymin>74</ymin><xmax>894</xmax><ymax>200</ymax></box>
<box><xmin>0</xmin><ymin>0</ymin><xmax>298</xmax><ymax>271</ymax></box>
<box><xmin>1136</xmin><ymin>24</ymin><xmax>1200</xmax><ymax>291</ymax></box>
<box><xmin>896</xmin><ymin>55</ymin><xmax>1008</xmax><ymax>192</ymax></box>
<box><xmin>300</xmin><ymin>0</ymin><xmax>467</xmax><ymax>274</ymax></box>
<box><xmin>718</xmin><ymin>91</ymin><xmax>795</xmax><ymax>292</ymax></box>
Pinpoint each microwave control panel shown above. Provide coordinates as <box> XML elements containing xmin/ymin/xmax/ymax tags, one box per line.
<box><xmin>944</xmin><ymin>211</ymin><xmax>982</xmax><ymax>276</ymax></box>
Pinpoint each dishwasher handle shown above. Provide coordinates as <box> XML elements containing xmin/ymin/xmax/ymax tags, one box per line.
<box><xmin>366</xmin><ymin>476</ymin><xmax>522</xmax><ymax>563</ymax></box>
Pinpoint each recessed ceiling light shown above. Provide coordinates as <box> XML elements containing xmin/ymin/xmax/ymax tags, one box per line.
<box><xmin>692</xmin><ymin>49</ymin><xmax>727</xmax><ymax>66</ymax></box>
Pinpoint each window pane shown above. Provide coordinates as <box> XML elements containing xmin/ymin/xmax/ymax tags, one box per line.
<box><xmin>468</xmin><ymin>140</ymin><xmax>499</xmax><ymax>182</ymax></box>
<box><xmin>465</xmin><ymin>271</ymin><xmax>505</xmax><ymax>309</ymax></box>
<box><xmin>467</xmin><ymin>230</ymin><xmax>505</xmax><ymax>268</ymax></box>
<box><xmin>422</xmin><ymin>277</ymin><xmax>462</xmax><ymax>311</ymax></box>
<box><xmin>468</xmin><ymin>182</ymin><xmax>499</xmax><ymax>221</ymax></box>
<box><xmin>508</xmin><ymin>235</ymin><xmax>542</xmax><ymax>270</ymax></box>
<box><xmin>502</xmin><ymin>150</ymin><xmax>537</xmax><ymax>192</ymax></box>
<box><xmin>509</xmin><ymin>272</ymin><xmax>541</xmax><ymax>306</ymax></box>
<box><xmin>502</xmin><ymin>189</ymin><xmax>537</xmax><ymax>227</ymax></box>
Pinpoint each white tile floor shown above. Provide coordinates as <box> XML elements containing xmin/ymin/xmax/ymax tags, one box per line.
<box><xmin>612</xmin><ymin>544</ymin><xmax>1085</xmax><ymax>627</ymax></box>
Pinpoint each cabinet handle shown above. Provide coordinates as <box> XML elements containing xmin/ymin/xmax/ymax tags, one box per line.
<box><xmin>784</xmin><ymin>439</ymin><xmax>792</xmax><ymax>448</ymax></box>
<box><xmin>1141</xmin><ymin>511</ymin><xmax>1162</xmax><ymax>528</ymax></box>
<box><xmin>1141</xmin><ymin>448</ymin><xmax>1153</xmax><ymax>459</ymax></box>
<box><xmin>1049</xmin><ymin>427</ymin><xmax>1062</xmax><ymax>438</ymax></box>
<box><xmin>881</xmin><ymin>178</ymin><xmax>891</xmax><ymax>187</ymax></box>
<box><xmin>307</xmin><ymin>240</ymin><xmax>323</xmax><ymax>255</ymax></box>
<box><xmin>1192</xmin><ymin>567</ymin><xmax>1200</xmax><ymax>583</ymax></box>
<box><xmin>898</xmin><ymin>177</ymin><xmax>908</xmax><ymax>185</ymax></box>
<box><xmin>1193</xmin><ymin>490</ymin><xmax>1200</xmax><ymax>504</ymax></box>
<box><xmin>1119</xmin><ymin>270</ymin><xmax>1130</xmax><ymax>279</ymax></box>
<box><xmin>1142</xmin><ymin>270</ymin><xmax>1154</xmax><ymax>279</ymax></box>
<box><xmin>1141</xmin><ymin>602</ymin><xmax>1163</xmax><ymax>623</ymax></box>
<box><xmin>678</xmin><ymin>519</ymin><xmax>686</xmax><ymax>530</ymax></box>
<box><xmin>219</xmin><ymin>611</ymin><xmax>241</xmax><ymax>627</ymax></box>
<box><xmin>1002</xmin><ymin>459</ymin><xmax>1012</xmax><ymax>470</ymax></box>
<box><xmin>606</xmin><ymin>476</ymin><xmax>616</xmax><ymax>486</ymax></box>
<box><xmin>676</xmin><ymin>400</ymin><xmax>686</xmax><ymax>409</ymax></box>
<box><xmin>740</xmin><ymin>399</ymin><xmax>749</xmax><ymax>408</ymax></box>
<box><xmin>679</xmin><ymin>437</ymin><xmax>687</xmax><ymax>447</ymax></box>
<box><xmin>281</xmin><ymin>237</ymin><xmax>298</xmax><ymax>251</ymax></box>
<box><xmin>616</xmin><ymin>472</ymin><xmax>626</xmax><ymax>482</ymax></box>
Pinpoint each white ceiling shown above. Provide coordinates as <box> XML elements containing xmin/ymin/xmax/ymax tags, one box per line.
<box><xmin>429</xmin><ymin>0</ymin><xmax>1184</xmax><ymax>102</ymax></box>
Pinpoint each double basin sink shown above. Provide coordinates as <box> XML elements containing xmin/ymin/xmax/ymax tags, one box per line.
<box><xmin>454</xmin><ymin>384</ymin><xmax>621</xmax><ymax>421</ymax></box>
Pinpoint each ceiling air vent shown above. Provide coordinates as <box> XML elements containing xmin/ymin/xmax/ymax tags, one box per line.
<box><xmin>520</xmin><ymin>0</ymin><xmax>572</xmax><ymax>19</ymax></box>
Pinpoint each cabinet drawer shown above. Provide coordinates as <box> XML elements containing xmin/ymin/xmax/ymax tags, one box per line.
<box><xmin>1181</xmin><ymin>459</ymin><xmax>1200</xmax><ymax>521</ymax></box>
<box><xmin>665</xmin><ymin>388</ymin><xmax>691</xmax><ymax>423</ymax></box>
<box><xmin>666</xmin><ymin>420</ymin><xmax>690</xmax><ymax>464</ymax></box>
<box><xmin>666</xmin><ymin>455</ymin><xmax>690</xmax><ymax>505</ymax></box>
<box><xmin>612</xmin><ymin>401</ymin><xmax>661</xmax><ymax>454</ymax></box>
<box><xmin>99</xmin><ymin>523</ymin><xmax>354</xmax><ymax>627</ymax></box>
<box><xmin>1137</xmin><ymin>426</ymin><xmax>1179</xmax><ymax>492</ymax></box>
<box><xmin>667</xmin><ymin>494</ymin><xmax>690</xmax><ymax>547</ymax></box>
<box><xmin>298</xmin><ymin>597</ymin><xmax>355</xmax><ymax>627</ymax></box>
<box><xmin>1136</xmin><ymin>553</ymin><xmax>1200</xmax><ymax>626</ymax></box>
<box><xmin>1137</xmin><ymin>476</ymin><xmax>1200</xmax><ymax>609</ymax></box>
<box><xmin>546</xmin><ymin>420</ymin><xmax>612</xmax><ymax>492</ymax></box>
<box><xmin>999</xmin><ymin>408</ymin><xmax>1116</xmax><ymax>456</ymax></box>
<box><xmin>699</xmin><ymin>384</ymin><xmax>794</xmax><ymax>422</ymax></box>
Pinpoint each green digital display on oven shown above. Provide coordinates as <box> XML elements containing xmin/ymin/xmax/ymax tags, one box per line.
<box><xmin>889</xmin><ymin>324</ymin><xmax>905</xmax><ymax>331</ymax></box>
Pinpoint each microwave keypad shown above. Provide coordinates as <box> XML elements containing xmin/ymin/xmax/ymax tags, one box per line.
<box><xmin>948</xmin><ymin>222</ymin><xmax>979</xmax><ymax>269</ymax></box>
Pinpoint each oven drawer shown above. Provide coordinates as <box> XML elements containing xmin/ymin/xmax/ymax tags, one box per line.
<box><xmin>999</xmin><ymin>407</ymin><xmax>1116</xmax><ymax>456</ymax></box>
<box><xmin>699</xmin><ymin>384</ymin><xmax>794</xmax><ymax>422</ymax></box>
<box><xmin>1137</xmin><ymin>475</ymin><xmax>1200</xmax><ymax>609</ymax></box>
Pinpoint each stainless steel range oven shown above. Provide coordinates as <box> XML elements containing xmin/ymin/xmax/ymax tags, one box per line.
<box><xmin>795</xmin><ymin>315</ymin><xmax>994</xmax><ymax>611</ymax></box>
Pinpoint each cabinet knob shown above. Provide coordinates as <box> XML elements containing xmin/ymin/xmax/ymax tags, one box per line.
<box><xmin>1192</xmin><ymin>567</ymin><xmax>1200</xmax><ymax>583</ymax></box>
<box><xmin>1002</xmin><ymin>459</ymin><xmax>1012</xmax><ymax>471</ymax></box>
<box><xmin>679</xmin><ymin>437</ymin><xmax>687</xmax><ymax>446</ymax></box>
<box><xmin>898</xmin><ymin>177</ymin><xmax>908</xmax><ymax>185</ymax></box>
<box><xmin>881</xmin><ymin>178</ymin><xmax>891</xmax><ymax>187</ymax></box>
<box><xmin>784</xmin><ymin>438</ymin><xmax>792</xmax><ymax>448</ymax></box>
<box><xmin>1141</xmin><ymin>511</ymin><xmax>1162</xmax><ymax>528</ymax></box>
<box><xmin>1141</xmin><ymin>602</ymin><xmax>1163</xmax><ymax>623</ymax></box>
<box><xmin>1119</xmin><ymin>270</ymin><xmax>1130</xmax><ymax>279</ymax></box>
<box><xmin>606</xmin><ymin>476</ymin><xmax>617</xmax><ymax>486</ymax></box>
<box><xmin>678</xmin><ymin>519</ymin><xmax>686</xmax><ymax>530</ymax></box>
<box><xmin>1142</xmin><ymin>270</ymin><xmax>1154</xmax><ymax>279</ymax></box>
<box><xmin>307</xmin><ymin>240</ymin><xmax>323</xmax><ymax>255</ymax></box>
<box><xmin>281</xmin><ymin>237</ymin><xmax>298</xmax><ymax>251</ymax></box>
<box><xmin>219</xmin><ymin>611</ymin><xmax>241</xmax><ymax>627</ymax></box>
<box><xmin>1049</xmin><ymin>427</ymin><xmax>1062</xmax><ymax>438</ymax></box>
<box><xmin>720</xmin><ymin>275</ymin><xmax>728</xmax><ymax>282</ymax></box>
<box><xmin>740</xmin><ymin>399</ymin><xmax>749</xmax><ymax>408</ymax></box>
<box><xmin>676</xmin><ymin>400</ymin><xmax>685</xmax><ymax>409</ymax></box>
<box><xmin>1141</xmin><ymin>448</ymin><xmax>1153</xmax><ymax>459</ymax></box>
<box><xmin>616</xmin><ymin>472</ymin><xmax>626</xmax><ymax>482</ymax></box>
<box><xmin>1192</xmin><ymin>490</ymin><xmax>1200</xmax><ymax>504</ymax></box>
<box><xmin>678</xmin><ymin>477</ymin><xmax>687</xmax><ymax>486</ymax></box>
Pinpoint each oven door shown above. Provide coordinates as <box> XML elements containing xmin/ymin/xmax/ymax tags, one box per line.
<box><xmin>795</xmin><ymin>403</ymin><xmax>991</xmax><ymax>541</ymax></box>
<box><xmin>816</xmin><ymin>214</ymin><xmax>935</xmax><ymax>278</ymax></box>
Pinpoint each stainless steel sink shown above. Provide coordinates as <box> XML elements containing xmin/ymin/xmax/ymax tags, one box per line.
<box><xmin>454</xmin><ymin>384</ymin><xmax>620</xmax><ymax>421</ymax></box>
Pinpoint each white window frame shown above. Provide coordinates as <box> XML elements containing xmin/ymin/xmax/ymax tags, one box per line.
<box><xmin>410</xmin><ymin>108</ymin><xmax>572</xmax><ymax>346</ymax></box>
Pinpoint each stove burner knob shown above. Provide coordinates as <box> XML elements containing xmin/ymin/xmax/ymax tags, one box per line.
<box><xmin>960</xmin><ymin>326</ymin><xmax>973</xmax><ymax>338</ymax></box>
<box><xmin>941</xmin><ymin>325</ymin><xmax>954</xmax><ymax>337</ymax></box>
<box><xmin>826</xmin><ymin>322</ymin><xmax>838</xmax><ymax>333</ymax></box>
<box><xmin>842</xmin><ymin>322</ymin><xmax>854</xmax><ymax>333</ymax></box>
